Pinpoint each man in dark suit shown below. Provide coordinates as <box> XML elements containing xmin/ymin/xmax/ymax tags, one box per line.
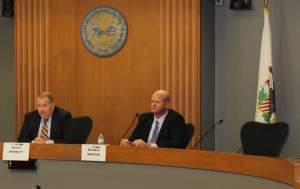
<box><xmin>120</xmin><ymin>90</ymin><xmax>186</xmax><ymax>148</ymax></box>
<box><xmin>18</xmin><ymin>92</ymin><xmax>72</xmax><ymax>143</ymax></box>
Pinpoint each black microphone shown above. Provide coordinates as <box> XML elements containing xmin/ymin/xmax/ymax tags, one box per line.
<box><xmin>192</xmin><ymin>119</ymin><xmax>223</xmax><ymax>149</ymax></box>
<box><xmin>120</xmin><ymin>113</ymin><xmax>139</xmax><ymax>141</ymax></box>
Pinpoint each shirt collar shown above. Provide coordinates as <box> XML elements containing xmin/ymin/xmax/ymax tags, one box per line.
<box><xmin>154</xmin><ymin>110</ymin><xmax>168</xmax><ymax>124</ymax></box>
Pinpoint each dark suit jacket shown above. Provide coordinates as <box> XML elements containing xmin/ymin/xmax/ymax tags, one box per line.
<box><xmin>18</xmin><ymin>106</ymin><xmax>72</xmax><ymax>143</ymax></box>
<box><xmin>129</xmin><ymin>109</ymin><xmax>186</xmax><ymax>149</ymax></box>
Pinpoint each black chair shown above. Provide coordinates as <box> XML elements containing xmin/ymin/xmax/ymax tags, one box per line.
<box><xmin>64</xmin><ymin>116</ymin><xmax>93</xmax><ymax>144</ymax></box>
<box><xmin>240</xmin><ymin>121</ymin><xmax>289</xmax><ymax>157</ymax></box>
<box><xmin>183</xmin><ymin>123</ymin><xmax>194</xmax><ymax>148</ymax></box>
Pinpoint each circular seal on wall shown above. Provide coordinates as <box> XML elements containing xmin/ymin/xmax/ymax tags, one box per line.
<box><xmin>81</xmin><ymin>7</ymin><xmax>128</xmax><ymax>57</ymax></box>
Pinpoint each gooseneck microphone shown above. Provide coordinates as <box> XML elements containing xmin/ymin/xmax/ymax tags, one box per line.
<box><xmin>192</xmin><ymin>119</ymin><xmax>223</xmax><ymax>149</ymax></box>
<box><xmin>120</xmin><ymin>113</ymin><xmax>139</xmax><ymax>141</ymax></box>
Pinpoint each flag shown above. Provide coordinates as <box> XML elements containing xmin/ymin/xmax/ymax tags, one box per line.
<box><xmin>255</xmin><ymin>7</ymin><xmax>276</xmax><ymax>123</ymax></box>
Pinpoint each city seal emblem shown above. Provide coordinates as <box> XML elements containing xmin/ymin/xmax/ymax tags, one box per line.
<box><xmin>81</xmin><ymin>7</ymin><xmax>128</xmax><ymax>57</ymax></box>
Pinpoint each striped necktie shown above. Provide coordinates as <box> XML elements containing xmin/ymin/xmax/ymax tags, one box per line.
<box><xmin>149</xmin><ymin>120</ymin><xmax>160</xmax><ymax>143</ymax></box>
<box><xmin>40</xmin><ymin>119</ymin><xmax>49</xmax><ymax>140</ymax></box>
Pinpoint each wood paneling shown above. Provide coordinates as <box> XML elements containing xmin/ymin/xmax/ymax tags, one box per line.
<box><xmin>159</xmin><ymin>0</ymin><xmax>200</xmax><ymax>147</ymax></box>
<box><xmin>15</xmin><ymin>0</ymin><xmax>200</xmax><ymax>145</ymax></box>
<box><xmin>15</xmin><ymin>0</ymin><xmax>50</xmax><ymax>137</ymax></box>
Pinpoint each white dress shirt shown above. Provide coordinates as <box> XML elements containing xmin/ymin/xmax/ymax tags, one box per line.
<box><xmin>147</xmin><ymin>111</ymin><xmax>168</xmax><ymax>147</ymax></box>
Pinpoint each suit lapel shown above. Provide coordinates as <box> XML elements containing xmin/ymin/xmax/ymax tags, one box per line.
<box><xmin>31</xmin><ymin>113</ymin><xmax>41</xmax><ymax>139</ymax></box>
<box><xmin>50</xmin><ymin>108</ymin><xmax>58</xmax><ymax>138</ymax></box>
<box><xmin>157</xmin><ymin>111</ymin><xmax>171</xmax><ymax>141</ymax></box>
<box><xmin>144</xmin><ymin>115</ymin><xmax>154</xmax><ymax>140</ymax></box>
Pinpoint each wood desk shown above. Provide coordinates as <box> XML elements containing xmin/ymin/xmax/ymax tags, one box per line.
<box><xmin>0</xmin><ymin>143</ymin><xmax>299</xmax><ymax>189</ymax></box>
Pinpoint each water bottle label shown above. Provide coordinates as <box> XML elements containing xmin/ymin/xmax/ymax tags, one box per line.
<box><xmin>97</xmin><ymin>134</ymin><xmax>104</xmax><ymax>144</ymax></box>
<box><xmin>98</xmin><ymin>138</ymin><xmax>104</xmax><ymax>144</ymax></box>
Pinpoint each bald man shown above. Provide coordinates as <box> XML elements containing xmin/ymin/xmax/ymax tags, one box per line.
<box><xmin>120</xmin><ymin>90</ymin><xmax>186</xmax><ymax>149</ymax></box>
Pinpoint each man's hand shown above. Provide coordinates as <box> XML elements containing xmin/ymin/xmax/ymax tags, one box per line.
<box><xmin>32</xmin><ymin>137</ymin><xmax>47</xmax><ymax>144</ymax></box>
<box><xmin>120</xmin><ymin>139</ymin><xmax>132</xmax><ymax>147</ymax></box>
<box><xmin>132</xmin><ymin>139</ymin><xmax>151</xmax><ymax>148</ymax></box>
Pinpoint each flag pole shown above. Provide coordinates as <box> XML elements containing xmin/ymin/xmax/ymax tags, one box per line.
<box><xmin>264</xmin><ymin>0</ymin><xmax>269</xmax><ymax>8</ymax></box>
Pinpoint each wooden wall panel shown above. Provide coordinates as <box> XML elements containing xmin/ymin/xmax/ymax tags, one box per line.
<box><xmin>47</xmin><ymin>0</ymin><xmax>161</xmax><ymax>144</ymax></box>
<box><xmin>15</xmin><ymin>0</ymin><xmax>50</xmax><ymax>136</ymax></box>
<box><xmin>15</xmin><ymin>0</ymin><xmax>200</xmax><ymax>146</ymax></box>
<box><xmin>159</xmin><ymin>0</ymin><xmax>200</xmax><ymax>146</ymax></box>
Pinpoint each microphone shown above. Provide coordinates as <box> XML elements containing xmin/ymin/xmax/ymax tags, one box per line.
<box><xmin>192</xmin><ymin>119</ymin><xmax>223</xmax><ymax>149</ymax></box>
<box><xmin>120</xmin><ymin>113</ymin><xmax>139</xmax><ymax>140</ymax></box>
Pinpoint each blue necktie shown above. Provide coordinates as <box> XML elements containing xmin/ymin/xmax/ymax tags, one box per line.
<box><xmin>149</xmin><ymin>121</ymin><xmax>160</xmax><ymax>143</ymax></box>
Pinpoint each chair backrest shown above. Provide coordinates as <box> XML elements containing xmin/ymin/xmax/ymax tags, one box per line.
<box><xmin>240</xmin><ymin>121</ymin><xmax>289</xmax><ymax>157</ymax></box>
<box><xmin>64</xmin><ymin>116</ymin><xmax>93</xmax><ymax>144</ymax></box>
<box><xmin>183</xmin><ymin>123</ymin><xmax>194</xmax><ymax>148</ymax></box>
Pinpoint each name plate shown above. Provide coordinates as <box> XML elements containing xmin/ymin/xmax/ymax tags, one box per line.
<box><xmin>81</xmin><ymin>144</ymin><xmax>106</xmax><ymax>162</ymax></box>
<box><xmin>2</xmin><ymin>143</ymin><xmax>30</xmax><ymax>161</ymax></box>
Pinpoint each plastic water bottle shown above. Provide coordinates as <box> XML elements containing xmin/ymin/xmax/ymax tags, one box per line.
<box><xmin>97</xmin><ymin>133</ymin><xmax>105</xmax><ymax>144</ymax></box>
